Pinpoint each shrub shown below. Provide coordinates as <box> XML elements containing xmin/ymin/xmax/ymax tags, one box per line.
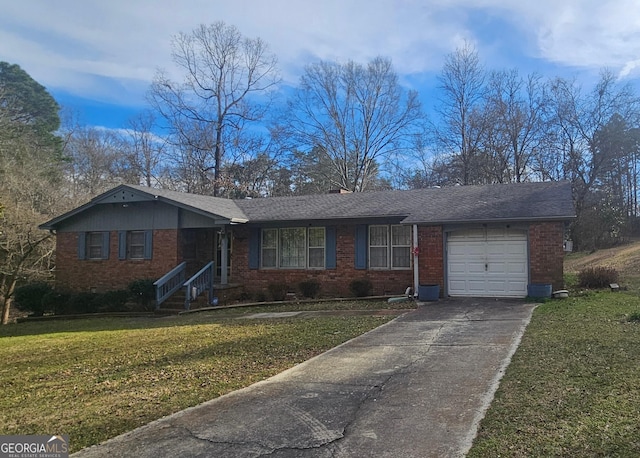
<box><xmin>299</xmin><ymin>280</ymin><xmax>321</xmax><ymax>298</ymax></box>
<box><xmin>128</xmin><ymin>279</ymin><xmax>156</xmax><ymax>310</ymax></box>
<box><xmin>42</xmin><ymin>290</ymin><xmax>72</xmax><ymax>315</ymax></box>
<box><xmin>578</xmin><ymin>266</ymin><xmax>619</xmax><ymax>288</ymax></box>
<box><xmin>14</xmin><ymin>283</ymin><xmax>53</xmax><ymax>316</ymax></box>
<box><xmin>66</xmin><ymin>292</ymin><xmax>101</xmax><ymax>315</ymax></box>
<box><xmin>350</xmin><ymin>278</ymin><xmax>372</xmax><ymax>297</ymax></box>
<box><xmin>268</xmin><ymin>283</ymin><xmax>288</xmax><ymax>301</ymax></box>
<box><xmin>96</xmin><ymin>290</ymin><xmax>130</xmax><ymax>312</ymax></box>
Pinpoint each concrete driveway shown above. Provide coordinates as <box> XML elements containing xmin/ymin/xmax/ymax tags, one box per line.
<box><xmin>73</xmin><ymin>298</ymin><xmax>536</xmax><ymax>458</ymax></box>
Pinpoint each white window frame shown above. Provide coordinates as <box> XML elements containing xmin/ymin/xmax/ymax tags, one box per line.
<box><xmin>391</xmin><ymin>225</ymin><xmax>412</xmax><ymax>269</ymax></box>
<box><xmin>279</xmin><ymin>227</ymin><xmax>307</xmax><ymax>269</ymax></box>
<box><xmin>261</xmin><ymin>228</ymin><xmax>278</xmax><ymax>269</ymax></box>
<box><xmin>368</xmin><ymin>224</ymin><xmax>412</xmax><ymax>270</ymax></box>
<box><xmin>308</xmin><ymin>227</ymin><xmax>326</xmax><ymax>269</ymax></box>
<box><xmin>260</xmin><ymin>227</ymin><xmax>326</xmax><ymax>269</ymax></box>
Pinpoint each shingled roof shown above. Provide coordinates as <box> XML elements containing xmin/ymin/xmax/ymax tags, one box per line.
<box><xmin>40</xmin><ymin>181</ymin><xmax>575</xmax><ymax>230</ymax></box>
<box><xmin>236</xmin><ymin>180</ymin><xmax>575</xmax><ymax>224</ymax></box>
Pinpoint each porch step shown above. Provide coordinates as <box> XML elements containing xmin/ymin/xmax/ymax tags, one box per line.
<box><xmin>156</xmin><ymin>289</ymin><xmax>211</xmax><ymax>313</ymax></box>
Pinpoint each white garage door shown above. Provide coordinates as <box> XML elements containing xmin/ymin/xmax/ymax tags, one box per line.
<box><xmin>447</xmin><ymin>228</ymin><xmax>528</xmax><ymax>297</ymax></box>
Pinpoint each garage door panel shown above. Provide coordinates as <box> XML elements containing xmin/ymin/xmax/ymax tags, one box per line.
<box><xmin>448</xmin><ymin>262</ymin><xmax>468</xmax><ymax>274</ymax></box>
<box><xmin>467</xmin><ymin>280</ymin><xmax>489</xmax><ymax>294</ymax></box>
<box><xmin>447</xmin><ymin>229</ymin><xmax>528</xmax><ymax>298</ymax></box>
<box><xmin>467</xmin><ymin>262</ymin><xmax>486</xmax><ymax>274</ymax></box>
<box><xmin>505</xmin><ymin>262</ymin><xmax>527</xmax><ymax>274</ymax></box>
<box><xmin>488</xmin><ymin>263</ymin><xmax>506</xmax><ymax>274</ymax></box>
<box><xmin>449</xmin><ymin>244</ymin><xmax>485</xmax><ymax>256</ymax></box>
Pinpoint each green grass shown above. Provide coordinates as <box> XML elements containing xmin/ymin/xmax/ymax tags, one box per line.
<box><xmin>469</xmin><ymin>291</ymin><xmax>640</xmax><ymax>457</ymax></box>
<box><xmin>0</xmin><ymin>301</ymin><xmax>399</xmax><ymax>452</ymax></box>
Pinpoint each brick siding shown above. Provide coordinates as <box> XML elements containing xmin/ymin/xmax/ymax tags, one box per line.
<box><xmin>55</xmin><ymin>221</ymin><xmax>565</xmax><ymax>298</ymax></box>
<box><xmin>55</xmin><ymin>230</ymin><xmax>179</xmax><ymax>292</ymax></box>
<box><xmin>529</xmin><ymin>221</ymin><xmax>565</xmax><ymax>290</ymax></box>
<box><xmin>232</xmin><ymin>225</ymin><xmax>414</xmax><ymax>298</ymax></box>
<box><xmin>417</xmin><ymin>226</ymin><xmax>444</xmax><ymax>294</ymax></box>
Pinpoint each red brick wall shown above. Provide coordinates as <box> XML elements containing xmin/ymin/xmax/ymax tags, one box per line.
<box><xmin>529</xmin><ymin>221</ymin><xmax>565</xmax><ymax>290</ymax></box>
<box><xmin>55</xmin><ymin>230</ymin><xmax>179</xmax><ymax>292</ymax></box>
<box><xmin>418</xmin><ymin>226</ymin><xmax>444</xmax><ymax>293</ymax></box>
<box><xmin>54</xmin><ymin>221</ymin><xmax>565</xmax><ymax>297</ymax></box>
<box><xmin>231</xmin><ymin>225</ymin><xmax>414</xmax><ymax>298</ymax></box>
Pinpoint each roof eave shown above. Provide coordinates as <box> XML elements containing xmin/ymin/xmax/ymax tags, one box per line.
<box><xmin>152</xmin><ymin>196</ymin><xmax>248</xmax><ymax>224</ymax></box>
<box><xmin>401</xmin><ymin>214</ymin><xmax>577</xmax><ymax>225</ymax></box>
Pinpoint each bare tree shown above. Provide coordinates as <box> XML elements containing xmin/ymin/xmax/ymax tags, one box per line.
<box><xmin>123</xmin><ymin>111</ymin><xmax>166</xmax><ymax>187</ymax></box>
<box><xmin>148</xmin><ymin>22</ymin><xmax>279</xmax><ymax>196</ymax></box>
<box><xmin>435</xmin><ymin>42</ymin><xmax>487</xmax><ymax>185</ymax></box>
<box><xmin>63</xmin><ymin>126</ymin><xmax>127</xmax><ymax>197</ymax></box>
<box><xmin>279</xmin><ymin>57</ymin><xmax>423</xmax><ymax>192</ymax></box>
<box><xmin>547</xmin><ymin>70</ymin><xmax>640</xmax><ymax>248</ymax></box>
<box><xmin>483</xmin><ymin>70</ymin><xmax>549</xmax><ymax>183</ymax></box>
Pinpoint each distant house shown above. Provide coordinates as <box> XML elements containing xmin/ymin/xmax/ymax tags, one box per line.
<box><xmin>39</xmin><ymin>181</ymin><xmax>575</xmax><ymax>306</ymax></box>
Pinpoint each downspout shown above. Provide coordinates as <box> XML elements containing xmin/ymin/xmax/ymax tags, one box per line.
<box><xmin>220</xmin><ymin>228</ymin><xmax>228</xmax><ymax>285</ymax></box>
<box><xmin>413</xmin><ymin>224</ymin><xmax>419</xmax><ymax>298</ymax></box>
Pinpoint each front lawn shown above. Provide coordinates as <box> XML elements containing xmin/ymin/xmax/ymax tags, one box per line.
<box><xmin>0</xmin><ymin>302</ymin><xmax>397</xmax><ymax>453</ymax></box>
<box><xmin>469</xmin><ymin>291</ymin><xmax>640</xmax><ymax>457</ymax></box>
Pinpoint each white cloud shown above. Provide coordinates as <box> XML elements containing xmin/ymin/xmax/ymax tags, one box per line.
<box><xmin>1</xmin><ymin>0</ymin><xmax>639</xmax><ymax>109</ymax></box>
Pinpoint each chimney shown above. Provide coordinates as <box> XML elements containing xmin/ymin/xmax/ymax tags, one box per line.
<box><xmin>329</xmin><ymin>188</ymin><xmax>352</xmax><ymax>194</ymax></box>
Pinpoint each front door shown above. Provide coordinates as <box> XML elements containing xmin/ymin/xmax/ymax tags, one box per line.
<box><xmin>181</xmin><ymin>228</ymin><xmax>231</xmax><ymax>281</ymax></box>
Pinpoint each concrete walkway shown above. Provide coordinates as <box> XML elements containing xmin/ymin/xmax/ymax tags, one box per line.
<box><xmin>74</xmin><ymin>299</ymin><xmax>536</xmax><ymax>458</ymax></box>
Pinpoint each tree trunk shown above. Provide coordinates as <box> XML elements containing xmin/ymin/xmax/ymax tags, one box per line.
<box><xmin>1</xmin><ymin>277</ymin><xmax>16</xmax><ymax>325</ymax></box>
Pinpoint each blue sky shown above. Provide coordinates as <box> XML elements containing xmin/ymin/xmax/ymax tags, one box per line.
<box><xmin>2</xmin><ymin>0</ymin><xmax>640</xmax><ymax>130</ymax></box>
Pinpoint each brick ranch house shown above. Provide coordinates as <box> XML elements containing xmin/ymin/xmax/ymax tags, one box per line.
<box><xmin>39</xmin><ymin>181</ymin><xmax>574</xmax><ymax>306</ymax></box>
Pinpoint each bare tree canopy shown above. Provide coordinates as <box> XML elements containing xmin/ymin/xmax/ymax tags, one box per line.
<box><xmin>279</xmin><ymin>56</ymin><xmax>423</xmax><ymax>192</ymax></box>
<box><xmin>434</xmin><ymin>42</ymin><xmax>487</xmax><ymax>185</ymax></box>
<box><xmin>148</xmin><ymin>22</ymin><xmax>280</xmax><ymax>196</ymax></box>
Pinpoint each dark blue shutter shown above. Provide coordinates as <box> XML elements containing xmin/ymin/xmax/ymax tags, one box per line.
<box><xmin>355</xmin><ymin>225</ymin><xmax>367</xmax><ymax>269</ymax></box>
<box><xmin>77</xmin><ymin>232</ymin><xmax>86</xmax><ymax>260</ymax></box>
<box><xmin>248</xmin><ymin>228</ymin><xmax>260</xmax><ymax>269</ymax></box>
<box><xmin>144</xmin><ymin>230</ymin><xmax>153</xmax><ymax>260</ymax></box>
<box><xmin>118</xmin><ymin>231</ymin><xmax>127</xmax><ymax>260</ymax></box>
<box><xmin>101</xmin><ymin>232</ymin><xmax>110</xmax><ymax>260</ymax></box>
<box><xmin>325</xmin><ymin>226</ymin><xmax>336</xmax><ymax>269</ymax></box>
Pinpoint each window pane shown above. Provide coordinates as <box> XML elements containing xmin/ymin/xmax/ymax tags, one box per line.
<box><xmin>87</xmin><ymin>232</ymin><xmax>103</xmax><ymax>259</ymax></box>
<box><xmin>308</xmin><ymin>227</ymin><xmax>325</xmax><ymax>248</ymax></box>
<box><xmin>308</xmin><ymin>248</ymin><xmax>324</xmax><ymax>268</ymax></box>
<box><xmin>128</xmin><ymin>231</ymin><xmax>145</xmax><ymax>259</ymax></box>
<box><xmin>261</xmin><ymin>229</ymin><xmax>278</xmax><ymax>268</ymax></box>
<box><xmin>280</xmin><ymin>228</ymin><xmax>306</xmax><ymax>268</ymax></box>
<box><xmin>370</xmin><ymin>247</ymin><xmax>387</xmax><ymax>268</ymax></box>
<box><xmin>369</xmin><ymin>226</ymin><xmax>388</xmax><ymax>246</ymax></box>
<box><xmin>392</xmin><ymin>246</ymin><xmax>411</xmax><ymax>268</ymax></box>
<box><xmin>308</xmin><ymin>228</ymin><xmax>325</xmax><ymax>268</ymax></box>
<box><xmin>262</xmin><ymin>229</ymin><xmax>277</xmax><ymax>248</ymax></box>
<box><xmin>392</xmin><ymin>225</ymin><xmax>411</xmax><ymax>246</ymax></box>
<box><xmin>262</xmin><ymin>248</ymin><xmax>277</xmax><ymax>268</ymax></box>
